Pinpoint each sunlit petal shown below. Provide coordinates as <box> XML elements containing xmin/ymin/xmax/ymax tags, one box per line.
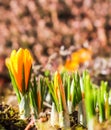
<box><xmin>24</xmin><ymin>49</ymin><xmax>33</xmax><ymax>90</ymax></box>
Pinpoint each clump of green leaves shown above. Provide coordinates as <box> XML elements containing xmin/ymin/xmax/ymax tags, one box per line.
<box><xmin>29</xmin><ymin>76</ymin><xmax>48</xmax><ymax>119</ymax></box>
<box><xmin>83</xmin><ymin>71</ymin><xmax>111</xmax><ymax>130</ymax></box>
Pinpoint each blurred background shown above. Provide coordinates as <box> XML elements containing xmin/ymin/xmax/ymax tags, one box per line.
<box><xmin>0</xmin><ymin>0</ymin><xmax>111</xmax><ymax>103</ymax></box>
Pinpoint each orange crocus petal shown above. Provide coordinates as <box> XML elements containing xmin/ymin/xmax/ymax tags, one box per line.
<box><xmin>10</xmin><ymin>50</ymin><xmax>22</xmax><ymax>91</ymax></box>
<box><xmin>15</xmin><ymin>48</ymin><xmax>24</xmax><ymax>92</ymax></box>
<box><xmin>79</xmin><ymin>49</ymin><xmax>92</xmax><ymax>63</ymax></box>
<box><xmin>9</xmin><ymin>49</ymin><xmax>23</xmax><ymax>92</ymax></box>
<box><xmin>24</xmin><ymin>49</ymin><xmax>33</xmax><ymax>90</ymax></box>
<box><xmin>6</xmin><ymin>51</ymin><xmax>22</xmax><ymax>92</ymax></box>
<box><xmin>57</xmin><ymin>72</ymin><xmax>67</xmax><ymax>111</ymax></box>
<box><xmin>65</xmin><ymin>59</ymin><xmax>79</xmax><ymax>71</ymax></box>
<box><xmin>10</xmin><ymin>48</ymin><xmax>24</xmax><ymax>92</ymax></box>
<box><xmin>71</xmin><ymin>52</ymin><xmax>80</xmax><ymax>63</ymax></box>
<box><xmin>71</xmin><ymin>48</ymin><xmax>92</xmax><ymax>63</ymax></box>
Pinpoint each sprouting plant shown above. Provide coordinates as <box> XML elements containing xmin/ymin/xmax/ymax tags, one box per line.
<box><xmin>62</xmin><ymin>71</ymin><xmax>82</xmax><ymax>114</ymax></box>
<box><xmin>46</xmin><ymin>71</ymin><xmax>70</xmax><ymax>128</ymax></box>
<box><xmin>5</xmin><ymin>48</ymin><xmax>33</xmax><ymax>119</ymax></box>
<box><xmin>29</xmin><ymin>76</ymin><xmax>47</xmax><ymax>119</ymax></box>
<box><xmin>46</xmin><ymin>71</ymin><xmax>84</xmax><ymax>128</ymax></box>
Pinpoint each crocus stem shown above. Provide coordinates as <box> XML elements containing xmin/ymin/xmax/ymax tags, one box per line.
<box><xmin>78</xmin><ymin>100</ymin><xmax>86</xmax><ymax>127</ymax></box>
<box><xmin>19</xmin><ymin>94</ymin><xmax>30</xmax><ymax>119</ymax></box>
<box><xmin>59</xmin><ymin>111</ymin><xmax>64</xmax><ymax>128</ymax></box>
<box><xmin>50</xmin><ymin>102</ymin><xmax>59</xmax><ymax>127</ymax></box>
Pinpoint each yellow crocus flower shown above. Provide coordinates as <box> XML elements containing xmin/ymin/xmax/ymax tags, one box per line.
<box><xmin>6</xmin><ymin>48</ymin><xmax>33</xmax><ymax>93</ymax></box>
